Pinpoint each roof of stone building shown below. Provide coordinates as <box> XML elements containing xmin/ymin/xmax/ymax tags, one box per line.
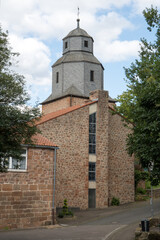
<box><xmin>42</xmin><ymin>85</ymin><xmax>88</xmax><ymax>104</ymax></box>
<box><xmin>28</xmin><ymin>133</ymin><xmax>57</xmax><ymax>147</ymax></box>
<box><xmin>63</xmin><ymin>27</ymin><xmax>93</xmax><ymax>40</ymax></box>
<box><xmin>52</xmin><ymin>52</ymin><xmax>102</xmax><ymax>67</ymax></box>
<box><xmin>36</xmin><ymin>100</ymin><xmax>98</xmax><ymax>126</ymax></box>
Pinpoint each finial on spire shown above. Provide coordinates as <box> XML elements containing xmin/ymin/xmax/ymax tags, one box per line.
<box><xmin>77</xmin><ymin>7</ymin><xmax>80</xmax><ymax>28</ymax></box>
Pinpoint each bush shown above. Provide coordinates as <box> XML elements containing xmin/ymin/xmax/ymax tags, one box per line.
<box><xmin>136</xmin><ymin>187</ymin><xmax>146</xmax><ymax>195</ymax></box>
<box><xmin>111</xmin><ymin>197</ymin><xmax>120</xmax><ymax>206</ymax></box>
<box><xmin>58</xmin><ymin>212</ymin><xmax>64</xmax><ymax>218</ymax></box>
<box><xmin>66</xmin><ymin>210</ymin><xmax>74</xmax><ymax>217</ymax></box>
<box><xmin>58</xmin><ymin>199</ymin><xmax>74</xmax><ymax>218</ymax></box>
<box><xmin>62</xmin><ymin>198</ymin><xmax>69</xmax><ymax>215</ymax></box>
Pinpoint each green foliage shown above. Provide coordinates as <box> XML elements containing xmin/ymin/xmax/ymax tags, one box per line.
<box><xmin>0</xmin><ymin>25</ymin><xmax>41</xmax><ymax>172</ymax></box>
<box><xmin>135</xmin><ymin>195</ymin><xmax>149</xmax><ymax>201</ymax></box>
<box><xmin>135</xmin><ymin>170</ymin><xmax>149</xmax><ymax>189</ymax></box>
<box><xmin>67</xmin><ymin>210</ymin><xmax>74</xmax><ymax>217</ymax></box>
<box><xmin>136</xmin><ymin>187</ymin><xmax>146</xmax><ymax>195</ymax></box>
<box><xmin>115</xmin><ymin>7</ymin><xmax>160</xmax><ymax>184</ymax></box>
<box><xmin>62</xmin><ymin>198</ymin><xmax>69</xmax><ymax>215</ymax></box>
<box><xmin>111</xmin><ymin>197</ymin><xmax>120</xmax><ymax>206</ymax></box>
<box><xmin>145</xmin><ymin>181</ymin><xmax>151</xmax><ymax>189</ymax></box>
<box><xmin>58</xmin><ymin>199</ymin><xmax>74</xmax><ymax>218</ymax></box>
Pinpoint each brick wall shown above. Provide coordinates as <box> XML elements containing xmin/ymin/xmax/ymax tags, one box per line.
<box><xmin>40</xmin><ymin>90</ymin><xmax>135</xmax><ymax>210</ymax></box>
<box><xmin>38</xmin><ymin>107</ymin><xmax>89</xmax><ymax>210</ymax></box>
<box><xmin>108</xmin><ymin>111</ymin><xmax>135</xmax><ymax>204</ymax></box>
<box><xmin>96</xmin><ymin>90</ymin><xmax>109</xmax><ymax>208</ymax></box>
<box><xmin>42</xmin><ymin>96</ymin><xmax>89</xmax><ymax>115</ymax></box>
<box><xmin>0</xmin><ymin>148</ymin><xmax>55</xmax><ymax>229</ymax></box>
<box><xmin>42</xmin><ymin>97</ymin><xmax>71</xmax><ymax>114</ymax></box>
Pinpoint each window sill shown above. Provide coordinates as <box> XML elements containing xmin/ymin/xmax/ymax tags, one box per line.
<box><xmin>7</xmin><ymin>169</ymin><xmax>27</xmax><ymax>173</ymax></box>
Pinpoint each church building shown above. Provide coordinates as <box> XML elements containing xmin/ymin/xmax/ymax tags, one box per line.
<box><xmin>38</xmin><ymin>18</ymin><xmax>135</xmax><ymax>209</ymax></box>
<box><xmin>0</xmin><ymin>18</ymin><xmax>135</xmax><ymax>230</ymax></box>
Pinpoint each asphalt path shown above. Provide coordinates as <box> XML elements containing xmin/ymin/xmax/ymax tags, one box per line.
<box><xmin>0</xmin><ymin>199</ymin><xmax>160</xmax><ymax>240</ymax></box>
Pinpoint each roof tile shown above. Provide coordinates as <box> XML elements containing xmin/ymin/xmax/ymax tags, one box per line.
<box><xmin>36</xmin><ymin>100</ymin><xmax>97</xmax><ymax>125</ymax></box>
<box><xmin>31</xmin><ymin>133</ymin><xmax>57</xmax><ymax>147</ymax></box>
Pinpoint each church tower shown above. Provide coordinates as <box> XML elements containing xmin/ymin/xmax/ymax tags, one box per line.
<box><xmin>42</xmin><ymin>18</ymin><xmax>104</xmax><ymax>113</ymax></box>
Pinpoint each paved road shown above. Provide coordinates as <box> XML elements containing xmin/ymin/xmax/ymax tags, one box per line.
<box><xmin>0</xmin><ymin>199</ymin><xmax>160</xmax><ymax>240</ymax></box>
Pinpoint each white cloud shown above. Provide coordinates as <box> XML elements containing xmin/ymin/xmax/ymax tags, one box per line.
<box><xmin>132</xmin><ymin>0</ymin><xmax>160</xmax><ymax>14</ymax></box>
<box><xmin>96</xmin><ymin>40</ymin><xmax>140</xmax><ymax>62</ymax></box>
<box><xmin>1</xmin><ymin>0</ymin><xmax>158</xmax><ymax>103</ymax></box>
<box><xmin>0</xmin><ymin>0</ymin><xmax>132</xmax><ymax>40</ymax></box>
<box><xmin>7</xmin><ymin>34</ymin><xmax>52</xmax><ymax>103</ymax></box>
<box><xmin>9</xmin><ymin>34</ymin><xmax>51</xmax><ymax>84</ymax></box>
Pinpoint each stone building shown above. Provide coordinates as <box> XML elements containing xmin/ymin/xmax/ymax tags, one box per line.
<box><xmin>0</xmin><ymin>134</ymin><xmax>58</xmax><ymax>229</ymax></box>
<box><xmin>0</xmin><ymin>19</ymin><xmax>134</xmax><ymax>230</ymax></box>
<box><xmin>39</xmin><ymin>19</ymin><xmax>135</xmax><ymax>210</ymax></box>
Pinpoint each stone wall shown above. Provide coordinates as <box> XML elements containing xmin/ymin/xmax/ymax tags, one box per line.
<box><xmin>0</xmin><ymin>148</ymin><xmax>55</xmax><ymax>229</ymax></box>
<box><xmin>63</xmin><ymin>36</ymin><xmax>93</xmax><ymax>54</ymax></box>
<box><xmin>108</xmin><ymin>111</ymin><xmax>135</xmax><ymax>204</ymax></box>
<box><xmin>42</xmin><ymin>96</ymin><xmax>88</xmax><ymax>115</ymax></box>
<box><xmin>96</xmin><ymin>90</ymin><xmax>109</xmax><ymax>208</ymax></box>
<box><xmin>38</xmin><ymin>107</ymin><xmax>89</xmax><ymax>210</ymax></box>
<box><xmin>40</xmin><ymin>90</ymin><xmax>135</xmax><ymax>210</ymax></box>
<box><xmin>146</xmin><ymin>189</ymin><xmax>160</xmax><ymax>198</ymax></box>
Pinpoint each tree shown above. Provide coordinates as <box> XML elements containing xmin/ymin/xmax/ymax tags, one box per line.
<box><xmin>0</xmin><ymin>25</ymin><xmax>41</xmax><ymax>172</ymax></box>
<box><xmin>116</xmin><ymin>6</ymin><xmax>160</xmax><ymax>185</ymax></box>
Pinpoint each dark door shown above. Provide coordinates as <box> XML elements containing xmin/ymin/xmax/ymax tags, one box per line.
<box><xmin>88</xmin><ymin>189</ymin><xmax>96</xmax><ymax>208</ymax></box>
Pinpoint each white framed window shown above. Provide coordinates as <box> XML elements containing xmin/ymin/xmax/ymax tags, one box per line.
<box><xmin>7</xmin><ymin>149</ymin><xmax>27</xmax><ymax>171</ymax></box>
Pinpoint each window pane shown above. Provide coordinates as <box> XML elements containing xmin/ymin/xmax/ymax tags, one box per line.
<box><xmin>89</xmin><ymin>144</ymin><xmax>96</xmax><ymax>154</ymax></box>
<box><xmin>89</xmin><ymin>123</ymin><xmax>96</xmax><ymax>133</ymax></box>
<box><xmin>65</xmin><ymin>42</ymin><xmax>68</xmax><ymax>49</ymax></box>
<box><xmin>89</xmin><ymin>134</ymin><xmax>96</xmax><ymax>144</ymax></box>
<box><xmin>89</xmin><ymin>162</ymin><xmax>95</xmax><ymax>171</ymax></box>
<box><xmin>12</xmin><ymin>158</ymin><xmax>19</xmax><ymax>169</ymax></box>
<box><xmin>56</xmin><ymin>72</ymin><xmax>59</xmax><ymax>83</ymax></box>
<box><xmin>10</xmin><ymin>149</ymin><xmax>27</xmax><ymax>170</ymax></box>
<box><xmin>84</xmin><ymin>40</ymin><xmax>88</xmax><ymax>47</ymax></box>
<box><xmin>89</xmin><ymin>113</ymin><xmax>96</xmax><ymax>123</ymax></box>
<box><xmin>90</xmin><ymin>70</ymin><xmax>94</xmax><ymax>82</ymax></box>
<box><xmin>20</xmin><ymin>157</ymin><xmax>26</xmax><ymax>170</ymax></box>
<box><xmin>89</xmin><ymin>172</ymin><xmax>95</xmax><ymax>181</ymax></box>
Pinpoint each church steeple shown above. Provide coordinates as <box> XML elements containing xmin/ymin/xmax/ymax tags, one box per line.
<box><xmin>77</xmin><ymin>7</ymin><xmax>80</xmax><ymax>28</ymax></box>
<box><xmin>42</xmin><ymin>18</ymin><xmax>104</xmax><ymax>105</ymax></box>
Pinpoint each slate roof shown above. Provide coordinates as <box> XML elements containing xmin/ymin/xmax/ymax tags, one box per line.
<box><xmin>63</xmin><ymin>27</ymin><xmax>93</xmax><ymax>40</ymax></box>
<box><xmin>42</xmin><ymin>85</ymin><xmax>88</xmax><ymax>104</ymax></box>
<box><xmin>52</xmin><ymin>52</ymin><xmax>102</xmax><ymax>68</ymax></box>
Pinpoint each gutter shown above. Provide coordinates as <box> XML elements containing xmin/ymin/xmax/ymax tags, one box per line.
<box><xmin>52</xmin><ymin>147</ymin><xmax>57</xmax><ymax>224</ymax></box>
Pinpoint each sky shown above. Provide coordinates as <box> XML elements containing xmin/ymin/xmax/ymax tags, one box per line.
<box><xmin>0</xmin><ymin>0</ymin><xmax>160</xmax><ymax>106</ymax></box>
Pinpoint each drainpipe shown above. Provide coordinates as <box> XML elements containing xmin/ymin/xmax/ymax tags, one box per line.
<box><xmin>52</xmin><ymin>147</ymin><xmax>57</xmax><ymax>224</ymax></box>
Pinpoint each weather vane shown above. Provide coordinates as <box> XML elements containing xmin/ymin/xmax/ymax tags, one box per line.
<box><xmin>77</xmin><ymin>7</ymin><xmax>80</xmax><ymax>28</ymax></box>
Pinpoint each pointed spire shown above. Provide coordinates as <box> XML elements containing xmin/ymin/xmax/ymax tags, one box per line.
<box><xmin>77</xmin><ymin>7</ymin><xmax>80</xmax><ymax>28</ymax></box>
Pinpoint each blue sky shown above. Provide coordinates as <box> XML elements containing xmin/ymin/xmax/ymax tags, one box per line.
<box><xmin>0</xmin><ymin>0</ymin><xmax>160</xmax><ymax>106</ymax></box>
